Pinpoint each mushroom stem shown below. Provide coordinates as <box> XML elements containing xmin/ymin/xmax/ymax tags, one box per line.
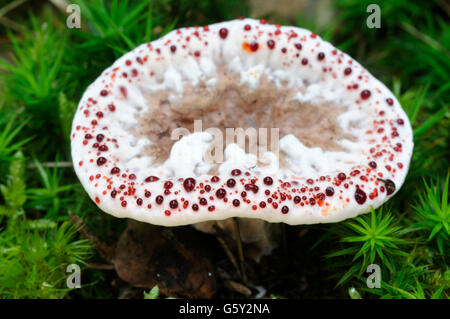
<box><xmin>232</xmin><ymin>217</ymin><xmax>248</xmax><ymax>284</ymax></box>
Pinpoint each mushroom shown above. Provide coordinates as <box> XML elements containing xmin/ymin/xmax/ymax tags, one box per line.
<box><xmin>71</xmin><ymin>18</ymin><xmax>413</xmax><ymax>261</ymax></box>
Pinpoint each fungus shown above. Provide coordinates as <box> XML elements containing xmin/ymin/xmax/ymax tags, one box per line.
<box><xmin>71</xmin><ymin>19</ymin><xmax>413</xmax><ymax>259</ymax></box>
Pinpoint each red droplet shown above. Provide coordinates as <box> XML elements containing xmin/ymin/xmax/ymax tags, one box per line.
<box><xmin>183</xmin><ymin>177</ymin><xmax>196</xmax><ymax>192</ymax></box>
<box><xmin>145</xmin><ymin>176</ymin><xmax>159</xmax><ymax>182</ymax></box>
<box><xmin>111</xmin><ymin>167</ymin><xmax>120</xmax><ymax>174</ymax></box>
<box><xmin>281</xmin><ymin>206</ymin><xmax>289</xmax><ymax>214</ymax></box>
<box><xmin>385</xmin><ymin>179</ymin><xmax>396</xmax><ymax>195</ymax></box>
<box><xmin>263</xmin><ymin>177</ymin><xmax>273</xmax><ymax>185</ymax></box>
<box><xmin>231</xmin><ymin>169</ymin><xmax>241</xmax><ymax>176</ymax></box>
<box><xmin>97</xmin><ymin>157</ymin><xmax>107</xmax><ymax>166</ymax></box>
<box><xmin>155</xmin><ymin>195</ymin><xmax>164</xmax><ymax>204</ymax></box>
<box><xmin>325</xmin><ymin>187</ymin><xmax>334</xmax><ymax>196</ymax></box>
<box><xmin>344</xmin><ymin>67</ymin><xmax>352</xmax><ymax>76</ymax></box>
<box><xmin>361</xmin><ymin>90</ymin><xmax>371</xmax><ymax>100</ymax></box>
<box><xmin>164</xmin><ymin>181</ymin><xmax>173</xmax><ymax>189</ymax></box>
<box><xmin>295</xmin><ymin>43</ymin><xmax>302</xmax><ymax>50</ymax></box>
<box><xmin>169</xmin><ymin>200</ymin><xmax>178</xmax><ymax>209</ymax></box>
<box><xmin>216</xmin><ymin>188</ymin><xmax>226</xmax><ymax>199</ymax></box>
<box><xmin>354</xmin><ymin>187</ymin><xmax>367</xmax><ymax>204</ymax></box>
<box><xmin>211</xmin><ymin>176</ymin><xmax>220</xmax><ymax>183</ymax></box>
<box><xmin>227</xmin><ymin>178</ymin><xmax>236</xmax><ymax>188</ymax></box>
<box><xmin>250</xmin><ymin>42</ymin><xmax>259</xmax><ymax>52</ymax></box>
<box><xmin>219</xmin><ymin>28</ymin><xmax>228</xmax><ymax>39</ymax></box>
<box><xmin>317</xmin><ymin>52</ymin><xmax>325</xmax><ymax>60</ymax></box>
<box><xmin>267</xmin><ymin>39</ymin><xmax>275</xmax><ymax>49</ymax></box>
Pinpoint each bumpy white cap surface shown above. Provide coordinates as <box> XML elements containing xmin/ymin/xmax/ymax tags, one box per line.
<box><xmin>71</xmin><ymin>18</ymin><xmax>413</xmax><ymax>226</ymax></box>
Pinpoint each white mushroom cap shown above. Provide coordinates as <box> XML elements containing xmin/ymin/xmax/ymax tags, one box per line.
<box><xmin>71</xmin><ymin>18</ymin><xmax>413</xmax><ymax>226</ymax></box>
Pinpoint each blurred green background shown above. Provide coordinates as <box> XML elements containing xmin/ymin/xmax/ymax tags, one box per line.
<box><xmin>0</xmin><ymin>0</ymin><xmax>448</xmax><ymax>299</ymax></box>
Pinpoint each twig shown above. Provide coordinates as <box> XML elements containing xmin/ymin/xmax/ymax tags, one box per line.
<box><xmin>27</xmin><ymin>161</ymin><xmax>73</xmax><ymax>169</ymax></box>
<box><xmin>0</xmin><ymin>16</ymin><xmax>24</xmax><ymax>32</ymax></box>
<box><xmin>232</xmin><ymin>218</ymin><xmax>248</xmax><ymax>284</ymax></box>
<box><xmin>215</xmin><ymin>231</ymin><xmax>241</xmax><ymax>279</ymax></box>
<box><xmin>400</xmin><ymin>21</ymin><xmax>449</xmax><ymax>55</ymax></box>
<box><xmin>86</xmin><ymin>262</ymin><xmax>115</xmax><ymax>270</ymax></box>
<box><xmin>68</xmin><ymin>211</ymin><xmax>115</xmax><ymax>264</ymax></box>
<box><xmin>224</xmin><ymin>280</ymin><xmax>252</xmax><ymax>297</ymax></box>
<box><xmin>0</xmin><ymin>0</ymin><xmax>27</xmax><ymax>18</ymax></box>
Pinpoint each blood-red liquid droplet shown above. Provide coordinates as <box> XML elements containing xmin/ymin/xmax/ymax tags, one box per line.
<box><xmin>211</xmin><ymin>176</ymin><xmax>220</xmax><ymax>183</ymax></box>
<box><xmin>145</xmin><ymin>176</ymin><xmax>159</xmax><ymax>182</ymax></box>
<box><xmin>169</xmin><ymin>200</ymin><xmax>178</xmax><ymax>209</ymax></box>
<box><xmin>267</xmin><ymin>39</ymin><xmax>275</xmax><ymax>49</ymax></box>
<box><xmin>354</xmin><ymin>188</ymin><xmax>367</xmax><ymax>204</ymax></box>
<box><xmin>219</xmin><ymin>28</ymin><xmax>228</xmax><ymax>39</ymax></box>
<box><xmin>361</xmin><ymin>90</ymin><xmax>371</xmax><ymax>100</ymax></box>
<box><xmin>164</xmin><ymin>181</ymin><xmax>173</xmax><ymax>189</ymax></box>
<box><xmin>155</xmin><ymin>195</ymin><xmax>164</xmax><ymax>204</ymax></box>
<box><xmin>344</xmin><ymin>67</ymin><xmax>352</xmax><ymax>76</ymax></box>
<box><xmin>231</xmin><ymin>169</ymin><xmax>241</xmax><ymax>176</ymax></box>
<box><xmin>325</xmin><ymin>187</ymin><xmax>334</xmax><ymax>196</ymax></box>
<box><xmin>385</xmin><ymin>179</ymin><xmax>396</xmax><ymax>195</ymax></box>
<box><xmin>281</xmin><ymin>206</ymin><xmax>289</xmax><ymax>214</ymax></box>
<box><xmin>97</xmin><ymin>157</ymin><xmax>107</xmax><ymax>166</ymax></box>
<box><xmin>250</xmin><ymin>42</ymin><xmax>259</xmax><ymax>52</ymax></box>
<box><xmin>183</xmin><ymin>177</ymin><xmax>196</xmax><ymax>192</ymax></box>
<box><xmin>263</xmin><ymin>176</ymin><xmax>273</xmax><ymax>185</ymax></box>
<box><xmin>226</xmin><ymin>178</ymin><xmax>236</xmax><ymax>188</ymax></box>
<box><xmin>317</xmin><ymin>52</ymin><xmax>325</xmax><ymax>60</ymax></box>
<box><xmin>216</xmin><ymin>188</ymin><xmax>226</xmax><ymax>199</ymax></box>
